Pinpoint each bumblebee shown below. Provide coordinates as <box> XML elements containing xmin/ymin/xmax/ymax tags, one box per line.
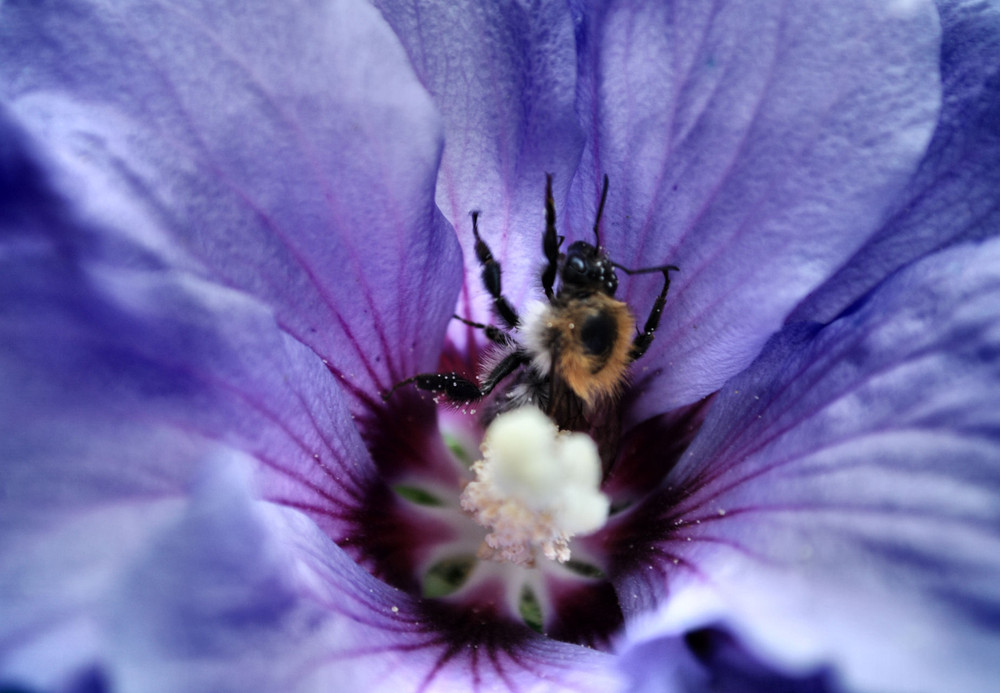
<box><xmin>384</xmin><ymin>175</ymin><xmax>677</xmax><ymax>450</ymax></box>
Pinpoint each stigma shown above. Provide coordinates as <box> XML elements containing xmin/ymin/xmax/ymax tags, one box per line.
<box><xmin>460</xmin><ymin>407</ymin><xmax>610</xmax><ymax>567</ymax></box>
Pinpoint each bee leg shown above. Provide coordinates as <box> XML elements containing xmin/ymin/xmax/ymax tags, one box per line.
<box><xmin>591</xmin><ymin>174</ymin><xmax>610</xmax><ymax>247</ymax></box>
<box><xmin>381</xmin><ymin>372</ymin><xmax>484</xmax><ymax>403</ymax></box>
<box><xmin>542</xmin><ymin>174</ymin><xmax>608</xmax><ymax>299</ymax></box>
<box><xmin>452</xmin><ymin>314</ymin><xmax>511</xmax><ymax>346</ymax></box>
<box><xmin>471</xmin><ymin>211</ymin><xmax>520</xmax><ymax>330</ymax></box>
<box><xmin>628</xmin><ymin>265</ymin><xmax>678</xmax><ymax>362</ymax></box>
<box><xmin>478</xmin><ymin>350</ymin><xmax>529</xmax><ymax>395</ymax></box>
<box><xmin>541</xmin><ymin>173</ymin><xmax>563</xmax><ymax>301</ymax></box>
<box><xmin>382</xmin><ymin>350</ymin><xmax>528</xmax><ymax>403</ymax></box>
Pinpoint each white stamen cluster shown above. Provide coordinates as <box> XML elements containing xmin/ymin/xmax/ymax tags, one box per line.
<box><xmin>460</xmin><ymin>407</ymin><xmax>610</xmax><ymax>567</ymax></box>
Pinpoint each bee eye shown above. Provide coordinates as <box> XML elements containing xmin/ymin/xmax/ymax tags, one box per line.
<box><xmin>568</xmin><ymin>256</ymin><xmax>586</xmax><ymax>274</ymax></box>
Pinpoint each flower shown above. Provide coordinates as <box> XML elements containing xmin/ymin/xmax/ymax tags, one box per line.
<box><xmin>2</xmin><ymin>0</ymin><xmax>999</xmax><ymax>692</ymax></box>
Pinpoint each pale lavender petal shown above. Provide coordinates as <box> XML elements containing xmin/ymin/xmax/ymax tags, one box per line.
<box><xmin>621</xmin><ymin>626</ymin><xmax>835</xmax><ymax>692</ymax></box>
<box><xmin>0</xmin><ymin>236</ymin><xmax>375</xmax><ymax>539</ymax></box>
<box><xmin>792</xmin><ymin>0</ymin><xmax>1000</xmax><ymax>322</ymax></box>
<box><xmin>616</xmin><ymin>634</ymin><xmax>708</xmax><ymax>693</ymax></box>
<box><xmin>373</xmin><ymin>0</ymin><xmax>584</xmax><ymax>334</ymax></box>
<box><xmin>0</xmin><ymin>269</ymin><xmax>374</xmax><ymax>689</ymax></box>
<box><xmin>568</xmin><ymin>0</ymin><xmax>943</xmax><ymax>417</ymax></box>
<box><xmin>0</xmin><ymin>0</ymin><xmax>460</xmax><ymax>410</ymax></box>
<box><xmin>612</xmin><ymin>238</ymin><xmax>1000</xmax><ymax>691</ymax></box>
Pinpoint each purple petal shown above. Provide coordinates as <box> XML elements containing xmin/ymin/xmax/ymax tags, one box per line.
<box><xmin>622</xmin><ymin>626</ymin><xmax>835</xmax><ymax>693</ymax></box>
<box><xmin>567</xmin><ymin>0</ymin><xmax>943</xmax><ymax>417</ymax></box>
<box><xmin>105</xmin><ymin>460</ymin><xmax>327</xmax><ymax>691</ymax></box>
<box><xmin>0</xmin><ymin>113</ymin><xmax>621</xmax><ymax>693</ymax></box>
<box><xmin>613</xmin><ymin>238</ymin><xmax>1000</xmax><ymax>690</ymax></box>
<box><xmin>793</xmin><ymin>0</ymin><xmax>1000</xmax><ymax>322</ymax></box>
<box><xmin>0</xmin><ymin>0</ymin><xmax>460</xmax><ymax>409</ymax></box>
<box><xmin>0</xmin><ymin>128</ymin><xmax>379</xmax><ymax>684</ymax></box>
<box><xmin>0</xmin><ymin>274</ymin><xmax>372</xmax><ymax>688</ymax></box>
<box><xmin>615</xmin><ymin>633</ymin><xmax>709</xmax><ymax>693</ymax></box>
<box><xmin>373</xmin><ymin>0</ymin><xmax>584</xmax><ymax>334</ymax></box>
<box><xmin>0</xmin><ymin>242</ymin><xmax>375</xmax><ymax>539</ymax></box>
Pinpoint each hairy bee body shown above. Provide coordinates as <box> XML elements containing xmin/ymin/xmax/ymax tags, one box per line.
<box><xmin>472</xmin><ymin>293</ymin><xmax>634</xmax><ymax>444</ymax></box>
<box><xmin>522</xmin><ymin>294</ymin><xmax>635</xmax><ymax>408</ymax></box>
<box><xmin>384</xmin><ymin>175</ymin><xmax>676</xmax><ymax>462</ymax></box>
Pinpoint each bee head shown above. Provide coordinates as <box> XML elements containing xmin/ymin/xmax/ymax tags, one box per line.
<box><xmin>561</xmin><ymin>241</ymin><xmax>619</xmax><ymax>297</ymax></box>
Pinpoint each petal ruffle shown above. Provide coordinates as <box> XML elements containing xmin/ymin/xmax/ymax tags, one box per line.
<box><xmin>614</xmin><ymin>237</ymin><xmax>1000</xmax><ymax>691</ymax></box>
<box><xmin>0</xmin><ymin>0</ymin><xmax>460</xmax><ymax>408</ymax></box>
<box><xmin>373</xmin><ymin>0</ymin><xmax>585</xmax><ymax>336</ymax></box>
<box><xmin>792</xmin><ymin>0</ymin><xmax>1000</xmax><ymax>323</ymax></box>
<box><xmin>568</xmin><ymin>0</ymin><xmax>943</xmax><ymax>417</ymax></box>
<box><xmin>0</xmin><ymin>271</ymin><xmax>374</xmax><ymax>689</ymax></box>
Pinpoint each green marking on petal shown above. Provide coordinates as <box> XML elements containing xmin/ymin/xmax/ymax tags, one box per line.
<box><xmin>519</xmin><ymin>585</ymin><xmax>544</xmax><ymax>634</ymax></box>
<box><xmin>422</xmin><ymin>555</ymin><xmax>477</xmax><ymax>598</ymax></box>
<box><xmin>442</xmin><ymin>432</ymin><xmax>474</xmax><ymax>467</ymax></box>
<box><xmin>564</xmin><ymin>559</ymin><xmax>606</xmax><ymax>580</ymax></box>
<box><xmin>393</xmin><ymin>484</ymin><xmax>444</xmax><ymax>507</ymax></box>
<box><xmin>609</xmin><ymin>499</ymin><xmax>634</xmax><ymax>515</ymax></box>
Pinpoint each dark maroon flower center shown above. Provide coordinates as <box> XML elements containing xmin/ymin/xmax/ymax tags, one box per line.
<box><xmin>338</xmin><ymin>346</ymin><xmax>713</xmax><ymax>650</ymax></box>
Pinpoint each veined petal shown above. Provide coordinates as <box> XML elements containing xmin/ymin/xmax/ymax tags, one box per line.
<box><xmin>569</xmin><ymin>0</ymin><xmax>942</xmax><ymax>417</ymax></box>
<box><xmin>0</xmin><ymin>244</ymin><xmax>375</xmax><ymax>540</ymax></box>
<box><xmin>0</xmin><ymin>106</ymin><xmax>620</xmax><ymax>693</ymax></box>
<box><xmin>0</xmin><ymin>122</ymin><xmax>380</xmax><ymax>684</ymax></box>
<box><xmin>0</xmin><ymin>0</ymin><xmax>460</xmax><ymax>411</ymax></box>
<box><xmin>793</xmin><ymin>0</ymin><xmax>1000</xmax><ymax>323</ymax></box>
<box><xmin>373</xmin><ymin>0</ymin><xmax>584</xmax><ymax>338</ymax></box>
<box><xmin>613</xmin><ymin>237</ymin><xmax>1000</xmax><ymax>691</ymax></box>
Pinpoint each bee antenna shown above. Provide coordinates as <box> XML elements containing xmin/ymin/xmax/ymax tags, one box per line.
<box><xmin>611</xmin><ymin>261</ymin><xmax>679</xmax><ymax>276</ymax></box>
<box><xmin>593</xmin><ymin>174</ymin><xmax>609</xmax><ymax>248</ymax></box>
